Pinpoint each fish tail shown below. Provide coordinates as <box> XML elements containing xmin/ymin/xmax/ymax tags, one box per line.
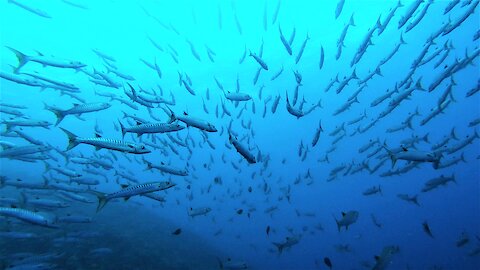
<box><xmin>423</xmin><ymin>133</ymin><xmax>430</xmax><ymax>143</ymax></box>
<box><xmin>19</xmin><ymin>190</ymin><xmax>27</xmax><ymax>207</ymax></box>
<box><xmin>59</xmin><ymin>127</ymin><xmax>79</xmax><ymax>151</ymax></box>
<box><xmin>412</xmin><ymin>195</ymin><xmax>420</xmax><ymax>206</ymax></box>
<box><xmin>44</xmin><ymin>103</ymin><xmax>65</xmax><ymax>126</ymax></box>
<box><xmin>349</xmin><ymin>13</ymin><xmax>356</xmax><ymax>26</ymax></box>
<box><xmin>216</xmin><ymin>257</ymin><xmax>223</xmax><ymax>270</ymax></box>
<box><xmin>399</xmin><ymin>33</ymin><xmax>406</xmax><ymax>44</ymax></box>
<box><xmin>273</xmin><ymin>242</ymin><xmax>284</xmax><ymax>254</ymax></box>
<box><xmin>6</xmin><ymin>47</ymin><xmax>29</xmax><ymax>73</ymax></box>
<box><xmin>89</xmin><ymin>190</ymin><xmax>108</xmax><ymax>213</ymax></box>
<box><xmin>118</xmin><ymin>120</ymin><xmax>126</xmax><ymax>139</ymax></box>
<box><xmin>351</xmin><ymin>69</ymin><xmax>358</xmax><ymax>80</ymax></box>
<box><xmin>165</xmin><ymin>106</ymin><xmax>176</xmax><ymax>123</ymax></box>
<box><xmin>382</xmin><ymin>142</ymin><xmax>396</xmax><ymax>168</ymax></box>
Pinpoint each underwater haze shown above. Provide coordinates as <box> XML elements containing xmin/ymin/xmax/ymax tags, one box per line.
<box><xmin>1</xmin><ymin>0</ymin><xmax>480</xmax><ymax>269</ymax></box>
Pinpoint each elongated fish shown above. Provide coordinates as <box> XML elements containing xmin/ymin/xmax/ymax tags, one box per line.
<box><xmin>0</xmin><ymin>207</ymin><xmax>58</xmax><ymax>228</ymax></box>
<box><xmin>60</xmin><ymin>128</ymin><xmax>150</xmax><ymax>154</ymax></box>
<box><xmin>229</xmin><ymin>134</ymin><xmax>256</xmax><ymax>164</ymax></box>
<box><xmin>45</xmin><ymin>102</ymin><xmax>110</xmax><ymax>125</ymax></box>
<box><xmin>165</xmin><ymin>107</ymin><xmax>217</xmax><ymax>132</ymax></box>
<box><xmin>91</xmin><ymin>181</ymin><xmax>175</xmax><ymax>212</ymax></box>
<box><xmin>7</xmin><ymin>47</ymin><xmax>86</xmax><ymax>73</ymax></box>
<box><xmin>119</xmin><ymin>121</ymin><xmax>184</xmax><ymax>138</ymax></box>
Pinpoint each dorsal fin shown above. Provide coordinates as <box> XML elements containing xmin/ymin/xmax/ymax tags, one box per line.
<box><xmin>183</xmin><ymin>111</ymin><xmax>188</xmax><ymax>116</ymax></box>
<box><xmin>120</xmin><ymin>184</ymin><xmax>129</xmax><ymax>189</ymax></box>
<box><xmin>73</xmin><ymin>103</ymin><xmax>80</xmax><ymax>106</ymax></box>
<box><xmin>402</xmin><ymin>146</ymin><xmax>408</xmax><ymax>151</ymax></box>
<box><xmin>136</xmin><ymin>121</ymin><xmax>142</xmax><ymax>125</ymax></box>
<box><xmin>124</xmin><ymin>196</ymin><xmax>131</xmax><ymax>201</ymax></box>
<box><xmin>341</xmin><ymin>212</ymin><xmax>346</xmax><ymax>217</ymax></box>
<box><xmin>95</xmin><ymin>133</ymin><xmax>102</xmax><ymax>138</ymax></box>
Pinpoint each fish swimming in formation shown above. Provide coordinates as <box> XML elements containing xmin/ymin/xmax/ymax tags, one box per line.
<box><xmin>90</xmin><ymin>181</ymin><xmax>176</xmax><ymax>212</ymax></box>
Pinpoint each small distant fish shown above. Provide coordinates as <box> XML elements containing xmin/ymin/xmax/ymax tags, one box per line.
<box><xmin>422</xmin><ymin>221</ymin><xmax>434</xmax><ymax>238</ymax></box>
<box><xmin>333</xmin><ymin>211</ymin><xmax>359</xmax><ymax>231</ymax></box>
<box><xmin>188</xmin><ymin>207</ymin><xmax>212</xmax><ymax>217</ymax></box>
<box><xmin>172</xmin><ymin>228</ymin><xmax>182</xmax><ymax>235</ymax></box>
<box><xmin>266</xmin><ymin>225</ymin><xmax>270</xmax><ymax>236</ymax></box>
<box><xmin>324</xmin><ymin>257</ymin><xmax>332</xmax><ymax>269</ymax></box>
<box><xmin>272</xmin><ymin>235</ymin><xmax>301</xmax><ymax>254</ymax></box>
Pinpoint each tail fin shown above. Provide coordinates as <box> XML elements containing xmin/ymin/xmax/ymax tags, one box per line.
<box><xmin>165</xmin><ymin>106</ymin><xmax>176</xmax><ymax>123</ymax></box>
<box><xmin>351</xmin><ymin>69</ymin><xmax>358</xmax><ymax>80</ymax></box>
<box><xmin>273</xmin><ymin>242</ymin><xmax>284</xmax><ymax>254</ymax></box>
<box><xmin>89</xmin><ymin>190</ymin><xmax>108</xmax><ymax>213</ymax></box>
<box><xmin>349</xmin><ymin>13</ymin><xmax>356</xmax><ymax>27</ymax></box>
<box><xmin>383</xmin><ymin>143</ymin><xmax>397</xmax><ymax>168</ymax></box>
<box><xmin>59</xmin><ymin>127</ymin><xmax>80</xmax><ymax>151</ymax></box>
<box><xmin>44</xmin><ymin>103</ymin><xmax>65</xmax><ymax>126</ymax></box>
<box><xmin>412</xmin><ymin>195</ymin><xmax>420</xmax><ymax>206</ymax></box>
<box><xmin>118</xmin><ymin>120</ymin><xmax>126</xmax><ymax>139</ymax></box>
<box><xmin>6</xmin><ymin>47</ymin><xmax>29</xmax><ymax>73</ymax></box>
<box><xmin>423</xmin><ymin>133</ymin><xmax>430</xmax><ymax>143</ymax></box>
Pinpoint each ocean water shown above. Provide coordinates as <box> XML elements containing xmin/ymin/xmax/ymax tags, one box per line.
<box><xmin>0</xmin><ymin>0</ymin><xmax>479</xmax><ymax>269</ymax></box>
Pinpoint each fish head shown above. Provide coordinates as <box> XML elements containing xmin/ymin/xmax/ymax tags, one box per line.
<box><xmin>174</xmin><ymin>123</ymin><xmax>185</xmax><ymax>130</ymax></box>
<box><xmin>101</xmin><ymin>103</ymin><xmax>112</xmax><ymax>109</ymax></box>
<box><xmin>70</xmin><ymin>60</ymin><xmax>87</xmax><ymax>67</ymax></box>
<box><xmin>131</xmin><ymin>143</ymin><xmax>150</xmax><ymax>154</ymax></box>
<box><xmin>160</xmin><ymin>181</ymin><xmax>176</xmax><ymax>189</ymax></box>
<box><xmin>207</xmin><ymin>123</ymin><xmax>218</xmax><ymax>132</ymax></box>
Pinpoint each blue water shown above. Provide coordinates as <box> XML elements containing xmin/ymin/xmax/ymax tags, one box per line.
<box><xmin>1</xmin><ymin>0</ymin><xmax>480</xmax><ymax>269</ymax></box>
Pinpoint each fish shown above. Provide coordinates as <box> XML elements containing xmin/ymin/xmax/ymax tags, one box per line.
<box><xmin>45</xmin><ymin>102</ymin><xmax>111</xmax><ymax>125</ymax></box>
<box><xmin>165</xmin><ymin>108</ymin><xmax>217</xmax><ymax>132</ymax></box>
<box><xmin>217</xmin><ymin>258</ymin><xmax>248</xmax><ymax>270</ymax></box>
<box><xmin>421</xmin><ymin>174</ymin><xmax>456</xmax><ymax>192</ymax></box>
<box><xmin>225</xmin><ymin>92</ymin><xmax>252</xmax><ymax>101</ymax></box>
<box><xmin>188</xmin><ymin>207</ymin><xmax>212</xmax><ymax>217</ymax></box>
<box><xmin>144</xmin><ymin>160</ymin><xmax>188</xmax><ymax>176</ymax></box>
<box><xmin>295</xmin><ymin>33</ymin><xmax>310</xmax><ymax>64</ymax></box>
<box><xmin>119</xmin><ymin>121</ymin><xmax>184</xmax><ymax>138</ymax></box>
<box><xmin>335</xmin><ymin>0</ymin><xmax>345</xmax><ymax>19</ymax></box>
<box><xmin>90</xmin><ymin>181</ymin><xmax>176</xmax><ymax>212</ymax></box>
<box><xmin>249</xmin><ymin>51</ymin><xmax>268</xmax><ymax>70</ymax></box>
<box><xmin>333</xmin><ymin>211</ymin><xmax>359</xmax><ymax>231</ymax></box>
<box><xmin>172</xmin><ymin>228</ymin><xmax>182</xmax><ymax>235</ymax></box>
<box><xmin>60</xmin><ymin>128</ymin><xmax>151</xmax><ymax>154</ymax></box>
<box><xmin>383</xmin><ymin>143</ymin><xmax>442</xmax><ymax>169</ymax></box>
<box><xmin>272</xmin><ymin>235</ymin><xmax>300</xmax><ymax>253</ymax></box>
<box><xmin>372</xmin><ymin>246</ymin><xmax>400</xmax><ymax>270</ymax></box>
<box><xmin>422</xmin><ymin>221</ymin><xmax>434</xmax><ymax>238</ymax></box>
<box><xmin>229</xmin><ymin>134</ymin><xmax>256</xmax><ymax>164</ymax></box>
<box><xmin>7</xmin><ymin>47</ymin><xmax>86</xmax><ymax>73</ymax></box>
<box><xmin>279</xmin><ymin>26</ymin><xmax>292</xmax><ymax>55</ymax></box>
<box><xmin>0</xmin><ymin>207</ymin><xmax>58</xmax><ymax>228</ymax></box>
<box><xmin>324</xmin><ymin>257</ymin><xmax>332</xmax><ymax>269</ymax></box>
<box><xmin>8</xmin><ymin>0</ymin><xmax>52</xmax><ymax>18</ymax></box>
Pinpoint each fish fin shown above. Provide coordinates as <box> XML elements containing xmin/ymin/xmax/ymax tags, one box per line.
<box><xmin>44</xmin><ymin>103</ymin><xmax>65</xmax><ymax>126</ymax></box>
<box><xmin>6</xmin><ymin>47</ymin><xmax>29</xmax><ymax>73</ymax></box>
<box><xmin>59</xmin><ymin>127</ymin><xmax>79</xmax><ymax>151</ymax></box>
<box><xmin>120</xmin><ymin>184</ymin><xmax>129</xmax><ymax>189</ymax></box>
<box><xmin>89</xmin><ymin>190</ymin><xmax>108</xmax><ymax>213</ymax></box>
<box><xmin>118</xmin><ymin>120</ymin><xmax>126</xmax><ymax>139</ymax></box>
<box><xmin>124</xmin><ymin>196</ymin><xmax>130</xmax><ymax>201</ymax></box>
